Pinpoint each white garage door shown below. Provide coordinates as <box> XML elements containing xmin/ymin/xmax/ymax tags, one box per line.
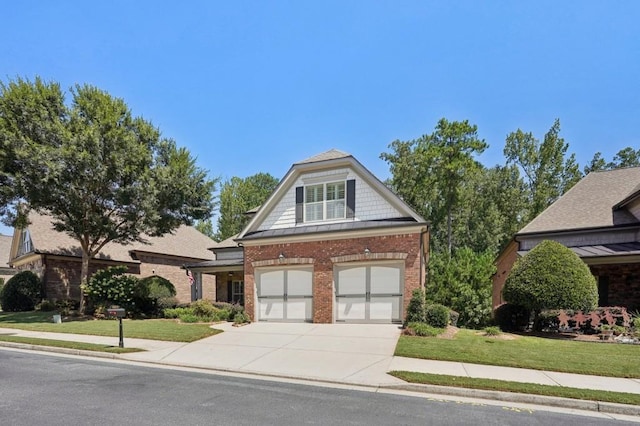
<box><xmin>335</xmin><ymin>263</ymin><xmax>403</xmax><ymax>323</ymax></box>
<box><xmin>256</xmin><ymin>267</ymin><xmax>313</xmax><ymax>322</ymax></box>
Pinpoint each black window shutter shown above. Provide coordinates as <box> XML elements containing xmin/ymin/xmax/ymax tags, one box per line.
<box><xmin>346</xmin><ymin>179</ymin><xmax>356</xmax><ymax>218</ymax></box>
<box><xmin>295</xmin><ymin>186</ymin><xmax>304</xmax><ymax>223</ymax></box>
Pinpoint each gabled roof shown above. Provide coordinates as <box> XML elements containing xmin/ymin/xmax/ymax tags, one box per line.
<box><xmin>0</xmin><ymin>234</ymin><xmax>12</xmax><ymax>268</ymax></box>
<box><xmin>519</xmin><ymin>167</ymin><xmax>640</xmax><ymax>235</ymax></box>
<box><xmin>237</xmin><ymin>149</ymin><xmax>427</xmax><ymax>240</ymax></box>
<box><xmin>11</xmin><ymin>213</ymin><xmax>216</xmax><ymax>263</ymax></box>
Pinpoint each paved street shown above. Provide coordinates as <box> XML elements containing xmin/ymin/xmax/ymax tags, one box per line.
<box><xmin>0</xmin><ymin>349</ymin><xmax>634</xmax><ymax>425</ymax></box>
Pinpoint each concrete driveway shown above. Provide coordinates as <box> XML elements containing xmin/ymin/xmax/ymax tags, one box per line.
<box><xmin>125</xmin><ymin>322</ymin><xmax>404</xmax><ymax>386</ymax></box>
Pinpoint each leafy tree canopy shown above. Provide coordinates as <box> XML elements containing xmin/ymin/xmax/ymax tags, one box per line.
<box><xmin>584</xmin><ymin>147</ymin><xmax>640</xmax><ymax>174</ymax></box>
<box><xmin>381</xmin><ymin>118</ymin><xmax>487</xmax><ymax>254</ymax></box>
<box><xmin>504</xmin><ymin>119</ymin><xmax>582</xmax><ymax>222</ymax></box>
<box><xmin>0</xmin><ymin>77</ymin><xmax>216</xmax><ymax>312</ymax></box>
<box><xmin>215</xmin><ymin>172</ymin><xmax>279</xmax><ymax>241</ymax></box>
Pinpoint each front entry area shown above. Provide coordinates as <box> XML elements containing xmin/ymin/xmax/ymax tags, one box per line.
<box><xmin>335</xmin><ymin>263</ymin><xmax>403</xmax><ymax>323</ymax></box>
<box><xmin>255</xmin><ymin>266</ymin><xmax>313</xmax><ymax>322</ymax></box>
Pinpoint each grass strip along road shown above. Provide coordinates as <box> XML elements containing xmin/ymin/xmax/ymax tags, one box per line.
<box><xmin>390</xmin><ymin>371</ymin><xmax>640</xmax><ymax>406</ymax></box>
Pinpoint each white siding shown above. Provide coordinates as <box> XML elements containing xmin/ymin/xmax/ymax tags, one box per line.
<box><xmin>258</xmin><ymin>167</ymin><xmax>404</xmax><ymax>231</ymax></box>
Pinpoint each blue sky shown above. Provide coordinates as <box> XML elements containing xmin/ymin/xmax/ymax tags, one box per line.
<box><xmin>2</xmin><ymin>1</ymin><xmax>639</xmax><ymax>235</ymax></box>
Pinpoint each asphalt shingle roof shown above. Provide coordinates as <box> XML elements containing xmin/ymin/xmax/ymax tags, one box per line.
<box><xmin>23</xmin><ymin>213</ymin><xmax>215</xmax><ymax>263</ymax></box>
<box><xmin>519</xmin><ymin>167</ymin><xmax>640</xmax><ymax>234</ymax></box>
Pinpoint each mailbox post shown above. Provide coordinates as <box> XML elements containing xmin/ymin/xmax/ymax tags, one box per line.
<box><xmin>106</xmin><ymin>307</ymin><xmax>126</xmax><ymax>348</ymax></box>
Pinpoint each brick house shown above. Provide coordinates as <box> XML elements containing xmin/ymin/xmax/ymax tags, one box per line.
<box><xmin>493</xmin><ymin>167</ymin><xmax>640</xmax><ymax>311</ymax></box>
<box><xmin>188</xmin><ymin>149</ymin><xmax>429</xmax><ymax>323</ymax></box>
<box><xmin>8</xmin><ymin>213</ymin><xmax>217</xmax><ymax>304</ymax></box>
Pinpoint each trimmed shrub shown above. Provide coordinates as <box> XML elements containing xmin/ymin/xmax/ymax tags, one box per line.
<box><xmin>405</xmin><ymin>288</ymin><xmax>426</xmax><ymax>326</ymax></box>
<box><xmin>157</xmin><ymin>296</ymin><xmax>179</xmax><ymax>310</ymax></box>
<box><xmin>233</xmin><ymin>311</ymin><xmax>251</xmax><ymax>325</ymax></box>
<box><xmin>179</xmin><ymin>313</ymin><xmax>199</xmax><ymax>323</ymax></box>
<box><xmin>36</xmin><ymin>299</ymin><xmax>57</xmax><ymax>312</ymax></box>
<box><xmin>0</xmin><ymin>271</ymin><xmax>42</xmax><ymax>312</ymax></box>
<box><xmin>55</xmin><ymin>299</ymin><xmax>80</xmax><ymax>315</ymax></box>
<box><xmin>503</xmin><ymin>240</ymin><xmax>598</xmax><ymax>313</ymax></box>
<box><xmin>494</xmin><ymin>303</ymin><xmax>530</xmax><ymax>332</ymax></box>
<box><xmin>449</xmin><ymin>310</ymin><xmax>459</xmax><ymax>327</ymax></box>
<box><xmin>83</xmin><ymin>266</ymin><xmax>139</xmax><ymax>313</ymax></box>
<box><xmin>132</xmin><ymin>275</ymin><xmax>177</xmax><ymax>317</ymax></box>
<box><xmin>484</xmin><ymin>326</ymin><xmax>501</xmax><ymax>336</ymax></box>
<box><xmin>163</xmin><ymin>307</ymin><xmax>193</xmax><ymax>319</ymax></box>
<box><xmin>190</xmin><ymin>300</ymin><xmax>216</xmax><ymax>320</ymax></box>
<box><xmin>407</xmin><ymin>322</ymin><xmax>442</xmax><ymax>337</ymax></box>
<box><xmin>425</xmin><ymin>303</ymin><xmax>450</xmax><ymax>328</ymax></box>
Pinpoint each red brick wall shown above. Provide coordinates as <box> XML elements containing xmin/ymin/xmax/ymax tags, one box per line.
<box><xmin>24</xmin><ymin>254</ymin><xmax>214</xmax><ymax>304</ymax></box>
<box><xmin>244</xmin><ymin>233</ymin><xmax>423</xmax><ymax>323</ymax></box>
<box><xmin>590</xmin><ymin>263</ymin><xmax>640</xmax><ymax>311</ymax></box>
<box><xmin>43</xmin><ymin>257</ymin><xmax>139</xmax><ymax>301</ymax></box>
<box><xmin>137</xmin><ymin>254</ymin><xmax>215</xmax><ymax>304</ymax></box>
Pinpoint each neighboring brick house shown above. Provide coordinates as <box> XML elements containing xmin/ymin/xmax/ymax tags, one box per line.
<box><xmin>188</xmin><ymin>149</ymin><xmax>429</xmax><ymax>323</ymax></box>
<box><xmin>493</xmin><ymin>167</ymin><xmax>640</xmax><ymax>311</ymax></box>
<box><xmin>8</xmin><ymin>213</ymin><xmax>217</xmax><ymax>304</ymax></box>
<box><xmin>0</xmin><ymin>234</ymin><xmax>17</xmax><ymax>284</ymax></box>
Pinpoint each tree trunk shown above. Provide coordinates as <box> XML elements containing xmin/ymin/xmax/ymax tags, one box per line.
<box><xmin>78</xmin><ymin>249</ymin><xmax>90</xmax><ymax>314</ymax></box>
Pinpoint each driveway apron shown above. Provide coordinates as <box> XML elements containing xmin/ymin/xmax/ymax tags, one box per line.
<box><xmin>123</xmin><ymin>322</ymin><xmax>404</xmax><ymax>385</ymax></box>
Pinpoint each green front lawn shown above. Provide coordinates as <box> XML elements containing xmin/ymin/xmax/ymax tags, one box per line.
<box><xmin>389</xmin><ymin>371</ymin><xmax>640</xmax><ymax>406</ymax></box>
<box><xmin>0</xmin><ymin>335</ymin><xmax>143</xmax><ymax>354</ymax></box>
<box><xmin>395</xmin><ymin>329</ymin><xmax>640</xmax><ymax>378</ymax></box>
<box><xmin>0</xmin><ymin>311</ymin><xmax>222</xmax><ymax>342</ymax></box>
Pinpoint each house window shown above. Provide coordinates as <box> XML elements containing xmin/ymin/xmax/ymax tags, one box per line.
<box><xmin>17</xmin><ymin>229</ymin><xmax>33</xmax><ymax>256</ymax></box>
<box><xmin>232</xmin><ymin>280</ymin><xmax>244</xmax><ymax>305</ymax></box>
<box><xmin>304</xmin><ymin>181</ymin><xmax>345</xmax><ymax>222</ymax></box>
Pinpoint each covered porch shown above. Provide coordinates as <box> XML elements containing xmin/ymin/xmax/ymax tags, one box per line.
<box><xmin>185</xmin><ymin>259</ymin><xmax>245</xmax><ymax>305</ymax></box>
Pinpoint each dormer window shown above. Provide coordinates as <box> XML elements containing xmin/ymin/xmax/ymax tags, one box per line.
<box><xmin>295</xmin><ymin>179</ymin><xmax>355</xmax><ymax>224</ymax></box>
<box><xmin>304</xmin><ymin>181</ymin><xmax>346</xmax><ymax>222</ymax></box>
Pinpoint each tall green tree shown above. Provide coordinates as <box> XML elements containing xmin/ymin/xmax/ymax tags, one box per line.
<box><xmin>215</xmin><ymin>172</ymin><xmax>279</xmax><ymax>241</ymax></box>
<box><xmin>504</xmin><ymin>119</ymin><xmax>582</xmax><ymax>221</ymax></box>
<box><xmin>0</xmin><ymin>77</ymin><xmax>216</xmax><ymax>312</ymax></box>
<box><xmin>426</xmin><ymin>248</ymin><xmax>495</xmax><ymax>328</ymax></box>
<box><xmin>584</xmin><ymin>147</ymin><xmax>640</xmax><ymax>174</ymax></box>
<box><xmin>381</xmin><ymin>118</ymin><xmax>487</xmax><ymax>254</ymax></box>
<box><xmin>455</xmin><ymin>165</ymin><xmax>528</xmax><ymax>254</ymax></box>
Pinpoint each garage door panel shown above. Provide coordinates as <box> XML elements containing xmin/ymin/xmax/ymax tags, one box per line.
<box><xmin>337</xmin><ymin>297</ymin><xmax>366</xmax><ymax>321</ymax></box>
<box><xmin>336</xmin><ymin>267</ymin><xmax>366</xmax><ymax>295</ymax></box>
<box><xmin>259</xmin><ymin>300</ymin><xmax>284</xmax><ymax>320</ymax></box>
<box><xmin>256</xmin><ymin>267</ymin><xmax>313</xmax><ymax>322</ymax></box>
<box><xmin>370</xmin><ymin>265</ymin><xmax>401</xmax><ymax>294</ymax></box>
<box><xmin>286</xmin><ymin>298</ymin><xmax>312</xmax><ymax>320</ymax></box>
<box><xmin>258</xmin><ymin>270</ymin><xmax>285</xmax><ymax>297</ymax></box>
<box><xmin>369</xmin><ymin>296</ymin><xmax>401</xmax><ymax>321</ymax></box>
<box><xmin>335</xmin><ymin>263</ymin><xmax>403</xmax><ymax>323</ymax></box>
<box><xmin>287</xmin><ymin>269</ymin><xmax>313</xmax><ymax>296</ymax></box>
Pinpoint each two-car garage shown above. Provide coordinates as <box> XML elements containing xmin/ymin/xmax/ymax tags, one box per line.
<box><xmin>255</xmin><ymin>262</ymin><xmax>404</xmax><ymax>323</ymax></box>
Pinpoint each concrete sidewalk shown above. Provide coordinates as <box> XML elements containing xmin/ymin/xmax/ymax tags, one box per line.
<box><xmin>1</xmin><ymin>323</ymin><xmax>639</xmax><ymax>415</ymax></box>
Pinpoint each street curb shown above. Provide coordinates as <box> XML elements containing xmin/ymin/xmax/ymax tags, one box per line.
<box><xmin>383</xmin><ymin>383</ymin><xmax>640</xmax><ymax>417</ymax></box>
<box><xmin>0</xmin><ymin>341</ymin><xmax>124</xmax><ymax>360</ymax></box>
<box><xmin>2</xmin><ymin>341</ymin><xmax>639</xmax><ymax>417</ymax></box>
